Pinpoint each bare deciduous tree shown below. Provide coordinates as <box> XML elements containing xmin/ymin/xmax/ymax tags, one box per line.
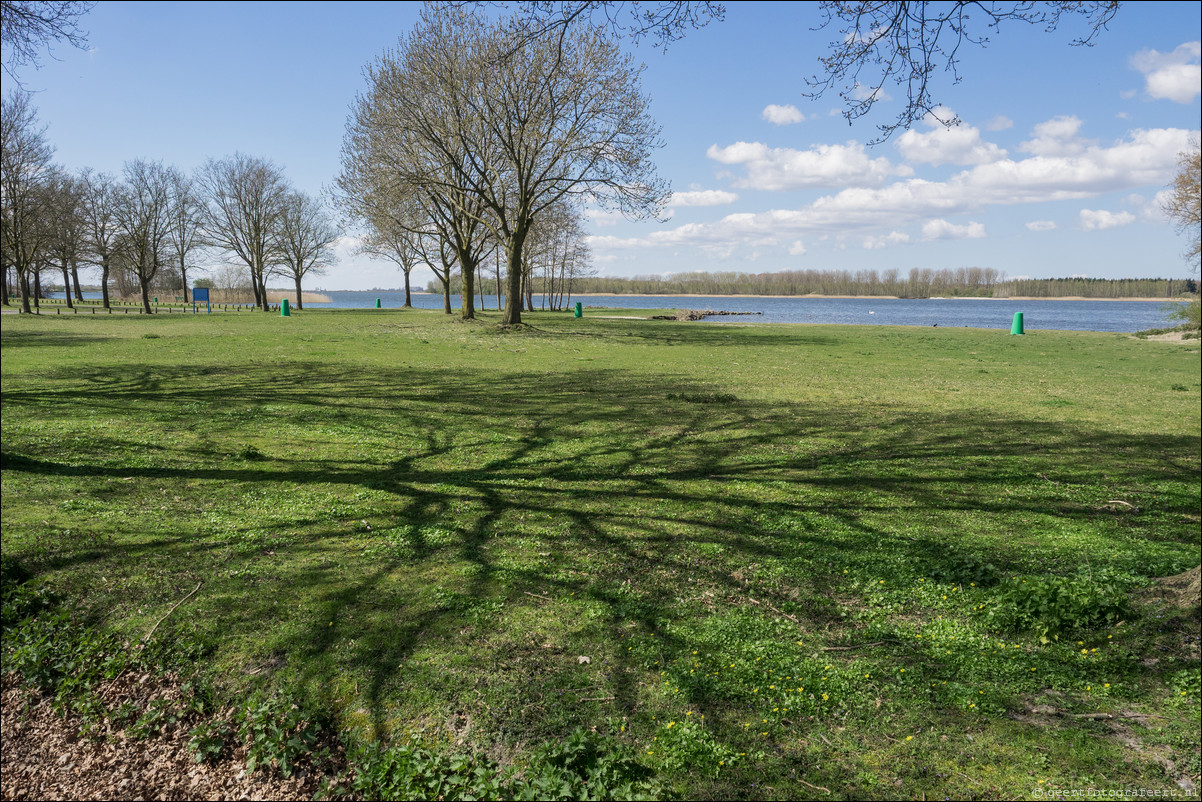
<box><xmin>806</xmin><ymin>1</ymin><xmax>1120</xmax><ymax>141</ymax></box>
<box><xmin>333</xmin><ymin>145</ymin><xmax>427</xmax><ymax>309</ymax></box>
<box><xmin>199</xmin><ymin>153</ymin><xmax>290</xmax><ymax>311</ymax></box>
<box><xmin>77</xmin><ymin>168</ymin><xmax>121</xmax><ymax>308</ymax></box>
<box><xmin>1164</xmin><ymin>136</ymin><xmax>1201</xmax><ymax>272</ymax></box>
<box><xmin>113</xmin><ymin>159</ymin><xmax>172</xmax><ymax>314</ymax></box>
<box><xmin>1</xmin><ymin>0</ymin><xmax>94</xmax><ymax>85</ymax></box>
<box><xmin>340</xmin><ymin>9</ymin><xmax>496</xmax><ymax>321</ymax></box>
<box><xmin>43</xmin><ymin>169</ymin><xmax>84</xmax><ymax>307</ymax></box>
<box><xmin>165</xmin><ymin>167</ymin><xmax>206</xmax><ymax>303</ymax></box>
<box><xmin>476</xmin><ymin>0</ymin><xmax>725</xmax><ymax>51</ymax></box>
<box><xmin>471</xmin><ymin>13</ymin><xmax>667</xmax><ymax>324</ymax></box>
<box><xmin>356</xmin><ymin>221</ymin><xmax>424</xmax><ymax>309</ymax></box>
<box><xmin>273</xmin><ymin>190</ymin><xmax>339</xmax><ymax>310</ymax></box>
<box><xmin>343</xmin><ymin>7</ymin><xmax>667</xmax><ymax>325</ymax></box>
<box><xmin>1</xmin><ymin>91</ymin><xmax>56</xmax><ymax>313</ymax></box>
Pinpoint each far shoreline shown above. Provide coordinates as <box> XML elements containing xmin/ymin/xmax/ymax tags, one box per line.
<box><xmin>354</xmin><ymin>291</ymin><xmax>1186</xmax><ymax>303</ymax></box>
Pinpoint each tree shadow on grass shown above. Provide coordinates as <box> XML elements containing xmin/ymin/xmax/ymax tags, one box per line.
<box><xmin>2</xmin><ymin>361</ymin><xmax>1199</xmax><ymax>742</ymax></box>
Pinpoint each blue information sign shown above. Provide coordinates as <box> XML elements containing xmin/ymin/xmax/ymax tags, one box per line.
<box><xmin>192</xmin><ymin>287</ymin><xmax>210</xmax><ymax>314</ymax></box>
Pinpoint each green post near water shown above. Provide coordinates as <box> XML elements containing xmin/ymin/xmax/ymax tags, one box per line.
<box><xmin>376</xmin><ymin>298</ymin><xmax>382</xmax><ymax>308</ymax></box>
<box><xmin>281</xmin><ymin>298</ymin><xmax>291</xmax><ymax>317</ymax></box>
<box><xmin>1010</xmin><ymin>312</ymin><xmax>1024</xmax><ymax>335</ymax></box>
<box><xmin>574</xmin><ymin>302</ymin><xmax>582</xmax><ymax>318</ymax></box>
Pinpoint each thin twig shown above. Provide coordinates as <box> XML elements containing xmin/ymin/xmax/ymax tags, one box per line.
<box><xmin>1059</xmin><ymin>712</ymin><xmax>1165</xmax><ymax>721</ymax></box>
<box><xmin>101</xmin><ymin>581</ymin><xmax>203</xmax><ymax>693</ymax></box>
<box><xmin>798</xmin><ymin>778</ymin><xmax>831</xmax><ymax>794</ymax></box>
<box><xmin>748</xmin><ymin>596</ymin><xmax>801</xmax><ymax>624</ymax></box>
<box><xmin>579</xmin><ymin>696</ymin><xmax>616</xmax><ymax>702</ymax></box>
<box><xmin>955</xmin><ymin>771</ymin><xmax>984</xmax><ymax>787</ymax></box>
<box><xmin>524</xmin><ymin>590</ymin><xmax>553</xmax><ymax>602</ymax></box>
<box><xmin>821</xmin><ymin>639</ymin><xmax>902</xmax><ymax>651</ymax></box>
<box><xmin>142</xmin><ymin>582</ymin><xmax>203</xmax><ymax>645</ymax></box>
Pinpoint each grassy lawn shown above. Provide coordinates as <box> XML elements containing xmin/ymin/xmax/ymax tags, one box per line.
<box><xmin>2</xmin><ymin>307</ymin><xmax>1199</xmax><ymax>799</ymax></box>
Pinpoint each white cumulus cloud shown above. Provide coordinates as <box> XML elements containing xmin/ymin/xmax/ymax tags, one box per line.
<box><xmin>922</xmin><ymin>219</ymin><xmax>986</xmax><ymax>240</ymax></box>
<box><xmin>788</xmin><ymin>240</ymin><xmax>807</xmax><ymax>255</ymax></box>
<box><xmin>1021</xmin><ymin>116</ymin><xmax>1090</xmax><ymax>157</ymax></box>
<box><xmin>669</xmin><ymin>189</ymin><xmax>739</xmax><ymax>207</ymax></box>
<box><xmin>706</xmin><ymin>140</ymin><xmax>913</xmax><ymax>190</ymax></box>
<box><xmin>897</xmin><ymin>110</ymin><xmax>1007</xmax><ymax>166</ymax></box>
<box><xmin>863</xmin><ymin>231</ymin><xmax>911</xmax><ymax>249</ymax></box>
<box><xmin>1079</xmin><ymin>209</ymin><xmax>1136</xmax><ymax>230</ymax></box>
<box><xmin>589</xmin><ymin>126</ymin><xmax>1196</xmax><ymax>260</ymax></box>
<box><xmin>762</xmin><ymin>104</ymin><xmax>805</xmax><ymax>125</ymax></box>
<box><xmin>1131</xmin><ymin>42</ymin><xmax>1202</xmax><ymax>103</ymax></box>
<box><xmin>1025</xmin><ymin>220</ymin><xmax>1057</xmax><ymax>232</ymax></box>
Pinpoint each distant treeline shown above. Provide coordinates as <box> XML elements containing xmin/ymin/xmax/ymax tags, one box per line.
<box><xmin>561</xmin><ymin>269</ymin><xmax>1196</xmax><ymax>298</ymax></box>
<box><xmin>995</xmin><ymin>278</ymin><xmax>1197</xmax><ymax>298</ymax></box>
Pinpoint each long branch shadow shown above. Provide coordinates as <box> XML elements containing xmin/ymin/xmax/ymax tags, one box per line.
<box><xmin>3</xmin><ymin>359</ymin><xmax>1199</xmax><ymax>743</ymax></box>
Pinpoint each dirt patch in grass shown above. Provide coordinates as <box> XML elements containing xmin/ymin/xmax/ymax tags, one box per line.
<box><xmin>0</xmin><ymin>673</ymin><xmax>346</xmax><ymax>801</ymax></box>
<box><xmin>1137</xmin><ymin>565</ymin><xmax>1201</xmax><ymax>615</ymax></box>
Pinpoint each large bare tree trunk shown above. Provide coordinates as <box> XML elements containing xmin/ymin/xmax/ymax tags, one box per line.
<box><xmin>19</xmin><ymin>271</ymin><xmax>32</xmax><ymax>314</ymax></box>
<box><xmin>502</xmin><ymin>232</ymin><xmax>526</xmax><ymax>325</ymax></box>
<box><xmin>100</xmin><ymin>258</ymin><xmax>111</xmax><ymax>309</ymax></box>
<box><xmin>294</xmin><ymin>275</ymin><xmax>304</xmax><ymax>310</ymax></box>
<box><xmin>71</xmin><ymin>259</ymin><xmax>83</xmax><ymax>301</ymax></box>
<box><xmin>461</xmin><ymin>256</ymin><xmax>475</xmax><ymax>320</ymax></box>
<box><xmin>403</xmin><ymin>270</ymin><xmax>412</xmax><ymax>308</ymax></box>
<box><xmin>139</xmin><ymin>278</ymin><xmax>153</xmax><ymax>314</ymax></box>
<box><xmin>59</xmin><ymin>261</ymin><xmax>74</xmax><ymax>309</ymax></box>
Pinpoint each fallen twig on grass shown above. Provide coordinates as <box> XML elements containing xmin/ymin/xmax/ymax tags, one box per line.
<box><xmin>798</xmin><ymin>778</ymin><xmax>831</xmax><ymax>794</ymax></box>
<box><xmin>820</xmin><ymin>639</ymin><xmax>904</xmax><ymax>651</ymax></box>
<box><xmin>523</xmin><ymin>591</ymin><xmax>553</xmax><ymax>602</ymax></box>
<box><xmin>747</xmin><ymin>596</ymin><xmax>801</xmax><ymax>624</ymax></box>
<box><xmin>101</xmin><ymin>582</ymin><xmax>203</xmax><ymax>693</ymax></box>
<box><xmin>142</xmin><ymin>582</ymin><xmax>203</xmax><ymax>645</ymax></box>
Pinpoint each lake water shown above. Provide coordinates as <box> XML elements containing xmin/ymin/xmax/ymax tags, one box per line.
<box><xmin>47</xmin><ymin>290</ymin><xmax>1178</xmax><ymax>332</ymax></box>
<box><xmin>309</xmin><ymin>291</ymin><xmax>1179</xmax><ymax>333</ymax></box>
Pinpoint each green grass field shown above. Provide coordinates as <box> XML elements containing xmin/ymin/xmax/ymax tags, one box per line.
<box><xmin>2</xmin><ymin>307</ymin><xmax>1199</xmax><ymax>799</ymax></box>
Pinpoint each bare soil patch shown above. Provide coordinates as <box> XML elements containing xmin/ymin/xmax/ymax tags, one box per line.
<box><xmin>0</xmin><ymin>673</ymin><xmax>347</xmax><ymax>801</ymax></box>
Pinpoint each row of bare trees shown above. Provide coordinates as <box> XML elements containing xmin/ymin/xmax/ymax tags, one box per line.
<box><xmin>334</xmin><ymin>5</ymin><xmax>664</xmax><ymax>325</ymax></box>
<box><xmin>1</xmin><ymin>92</ymin><xmax>340</xmax><ymax>314</ymax></box>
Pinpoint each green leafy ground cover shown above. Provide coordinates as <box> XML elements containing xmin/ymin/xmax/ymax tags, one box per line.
<box><xmin>2</xmin><ymin>308</ymin><xmax>1199</xmax><ymax>799</ymax></box>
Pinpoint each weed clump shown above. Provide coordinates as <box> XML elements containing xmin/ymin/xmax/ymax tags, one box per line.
<box><xmin>350</xmin><ymin>728</ymin><xmax>660</xmax><ymax>801</ymax></box>
<box><xmin>979</xmin><ymin>570</ymin><xmax>1134</xmax><ymax>638</ymax></box>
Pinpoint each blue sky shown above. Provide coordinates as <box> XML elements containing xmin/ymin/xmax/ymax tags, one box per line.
<box><xmin>11</xmin><ymin>1</ymin><xmax>1201</xmax><ymax>291</ymax></box>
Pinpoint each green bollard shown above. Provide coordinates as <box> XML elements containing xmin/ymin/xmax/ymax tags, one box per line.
<box><xmin>376</xmin><ymin>298</ymin><xmax>382</xmax><ymax>308</ymax></box>
<box><xmin>281</xmin><ymin>298</ymin><xmax>291</xmax><ymax>317</ymax></box>
<box><xmin>1010</xmin><ymin>312</ymin><xmax>1024</xmax><ymax>335</ymax></box>
<box><xmin>574</xmin><ymin>302</ymin><xmax>582</xmax><ymax>318</ymax></box>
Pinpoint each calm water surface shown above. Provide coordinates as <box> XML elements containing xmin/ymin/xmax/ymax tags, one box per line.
<box><xmin>50</xmin><ymin>290</ymin><xmax>1176</xmax><ymax>332</ymax></box>
<box><xmin>311</xmin><ymin>291</ymin><xmax>1177</xmax><ymax>333</ymax></box>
